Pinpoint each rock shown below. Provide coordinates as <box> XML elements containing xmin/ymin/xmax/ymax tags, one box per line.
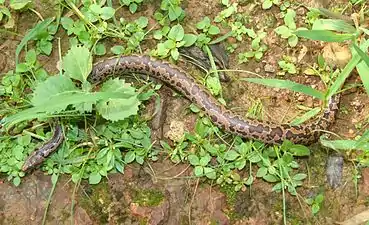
<box><xmin>322</xmin><ymin>43</ymin><xmax>352</xmax><ymax>68</ymax></box>
<box><xmin>264</xmin><ymin>64</ymin><xmax>276</xmax><ymax>73</ymax></box>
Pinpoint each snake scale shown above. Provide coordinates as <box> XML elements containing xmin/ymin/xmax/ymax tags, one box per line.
<box><xmin>22</xmin><ymin>55</ymin><xmax>340</xmax><ymax>171</ymax></box>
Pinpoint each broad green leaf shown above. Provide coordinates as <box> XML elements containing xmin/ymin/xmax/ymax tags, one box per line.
<box><xmin>25</xmin><ymin>49</ymin><xmax>36</xmax><ymax>65</ymax></box>
<box><xmin>288</xmin><ymin>144</ymin><xmax>310</xmax><ymax>156</ymax></box>
<box><xmin>188</xmin><ymin>154</ymin><xmax>200</xmax><ymax>166</ymax></box>
<box><xmin>63</xmin><ymin>45</ymin><xmax>92</xmax><ymax>82</ymax></box>
<box><xmin>16</xmin><ymin>17</ymin><xmax>54</xmax><ymax>64</ymax></box>
<box><xmin>170</xmin><ymin>48</ymin><xmax>179</xmax><ymax>60</ymax></box>
<box><xmin>263</xmin><ymin>174</ymin><xmax>279</xmax><ymax>182</ymax></box>
<box><xmin>290</xmin><ymin>107</ymin><xmax>321</xmax><ymax>125</ymax></box>
<box><xmin>208</xmin><ymin>25</ymin><xmax>220</xmax><ymax>35</ymax></box>
<box><xmin>1</xmin><ymin>90</ymin><xmax>134</xmax><ymax>129</ymax></box>
<box><xmin>194</xmin><ymin>166</ymin><xmax>204</xmax><ymax>176</ymax></box>
<box><xmin>293</xmin><ymin>173</ymin><xmax>307</xmax><ymax>181</ymax></box>
<box><xmin>199</xmin><ymin>155</ymin><xmax>211</xmax><ymax>166</ymax></box>
<box><xmin>256</xmin><ymin>167</ymin><xmax>268</xmax><ymax>177</ymax></box>
<box><xmin>96</xmin><ymin>79</ymin><xmax>140</xmax><ymax>121</ymax></box>
<box><xmin>100</xmin><ymin>7</ymin><xmax>115</xmax><ymax>20</ymax></box>
<box><xmin>111</xmin><ymin>45</ymin><xmax>125</xmax><ymax>55</ymax></box>
<box><xmin>13</xmin><ymin>176</ymin><xmax>21</xmax><ymax>186</ymax></box>
<box><xmin>284</xmin><ymin>9</ymin><xmax>296</xmax><ymax>30</ymax></box>
<box><xmin>31</xmin><ymin>75</ymin><xmax>78</xmax><ymax>107</ymax></box>
<box><xmin>94</xmin><ymin>43</ymin><xmax>106</xmax><ymax>55</ymax></box>
<box><xmin>38</xmin><ymin>39</ymin><xmax>52</xmax><ymax>55</ymax></box>
<box><xmin>10</xmin><ymin>0</ymin><xmax>31</xmax><ymax>10</ymax></box>
<box><xmin>295</xmin><ymin>30</ymin><xmax>354</xmax><ymax>42</ymax></box>
<box><xmin>183</xmin><ymin>34</ymin><xmax>197</xmax><ymax>47</ymax></box>
<box><xmin>224</xmin><ymin>150</ymin><xmax>240</xmax><ymax>161</ymax></box>
<box><xmin>204</xmin><ymin>167</ymin><xmax>216</xmax><ymax>179</ymax></box>
<box><xmin>124</xmin><ymin>151</ymin><xmax>136</xmax><ymax>163</ymax></box>
<box><xmin>262</xmin><ymin>0</ymin><xmax>273</xmax><ymax>9</ymax></box>
<box><xmin>89</xmin><ymin>172</ymin><xmax>102</xmax><ymax>184</ymax></box>
<box><xmin>242</xmin><ymin>78</ymin><xmax>324</xmax><ymax>100</ymax></box>
<box><xmin>168</xmin><ymin>24</ymin><xmax>184</xmax><ymax>41</ymax></box>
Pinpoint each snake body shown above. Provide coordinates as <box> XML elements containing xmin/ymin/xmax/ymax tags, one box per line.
<box><xmin>22</xmin><ymin>55</ymin><xmax>340</xmax><ymax>171</ymax></box>
<box><xmin>91</xmin><ymin>55</ymin><xmax>340</xmax><ymax>145</ymax></box>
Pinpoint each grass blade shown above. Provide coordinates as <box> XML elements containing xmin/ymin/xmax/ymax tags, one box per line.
<box><xmin>353</xmin><ymin>43</ymin><xmax>369</xmax><ymax>95</ymax></box>
<box><xmin>328</xmin><ymin>40</ymin><xmax>369</xmax><ymax>98</ymax></box>
<box><xmin>242</xmin><ymin>78</ymin><xmax>325</xmax><ymax>100</ymax></box>
<box><xmin>15</xmin><ymin>17</ymin><xmax>54</xmax><ymax>64</ymax></box>
<box><xmin>295</xmin><ymin>30</ymin><xmax>354</xmax><ymax>42</ymax></box>
<box><xmin>290</xmin><ymin>107</ymin><xmax>321</xmax><ymax>126</ymax></box>
<box><xmin>312</xmin><ymin>19</ymin><xmax>356</xmax><ymax>33</ymax></box>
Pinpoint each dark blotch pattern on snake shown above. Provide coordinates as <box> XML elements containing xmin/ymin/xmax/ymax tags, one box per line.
<box><xmin>90</xmin><ymin>55</ymin><xmax>340</xmax><ymax>145</ymax></box>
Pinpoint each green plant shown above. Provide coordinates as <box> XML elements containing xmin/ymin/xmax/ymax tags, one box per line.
<box><xmin>153</xmin><ymin>24</ymin><xmax>197</xmax><ymax>60</ymax></box>
<box><xmin>305</xmin><ymin>193</ymin><xmax>324</xmax><ymax>215</ymax></box>
<box><xmin>274</xmin><ymin>9</ymin><xmax>306</xmax><ymax>47</ymax></box>
<box><xmin>154</xmin><ymin>0</ymin><xmax>185</xmax><ymax>24</ymax></box>
<box><xmin>119</xmin><ymin>0</ymin><xmax>144</xmax><ymax>13</ymax></box>
<box><xmin>261</xmin><ymin>0</ymin><xmax>279</xmax><ymax>10</ymax></box>
<box><xmin>214</xmin><ymin>0</ymin><xmax>238</xmax><ymax>23</ymax></box>
<box><xmin>278</xmin><ymin>56</ymin><xmax>297</xmax><ymax>75</ymax></box>
<box><xmin>196</xmin><ymin>17</ymin><xmax>221</xmax><ymax>36</ymax></box>
<box><xmin>238</xmin><ymin>30</ymin><xmax>268</xmax><ymax>63</ymax></box>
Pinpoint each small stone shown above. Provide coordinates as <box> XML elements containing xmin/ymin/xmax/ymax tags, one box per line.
<box><xmin>297</xmin><ymin>95</ymin><xmax>305</xmax><ymax>102</ymax></box>
<box><xmin>352</xmin><ymin>118</ymin><xmax>358</xmax><ymax>123</ymax></box>
<box><xmin>255</xmin><ymin>67</ymin><xmax>261</xmax><ymax>73</ymax></box>
<box><xmin>264</xmin><ymin>64</ymin><xmax>276</xmax><ymax>73</ymax></box>
<box><xmin>349</xmin><ymin>129</ymin><xmax>355</xmax><ymax>134</ymax></box>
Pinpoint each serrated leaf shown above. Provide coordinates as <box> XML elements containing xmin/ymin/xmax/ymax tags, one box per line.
<box><xmin>31</xmin><ymin>75</ymin><xmax>78</xmax><ymax>107</ymax></box>
<box><xmin>63</xmin><ymin>45</ymin><xmax>92</xmax><ymax>82</ymax></box>
<box><xmin>96</xmin><ymin>79</ymin><xmax>140</xmax><ymax>121</ymax></box>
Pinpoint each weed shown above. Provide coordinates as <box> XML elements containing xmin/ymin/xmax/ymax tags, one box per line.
<box><xmin>278</xmin><ymin>56</ymin><xmax>298</xmax><ymax>75</ymax></box>
<box><xmin>120</xmin><ymin>0</ymin><xmax>144</xmax><ymax>14</ymax></box>
<box><xmin>305</xmin><ymin>193</ymin><xmax>324</xmax><ymax>215</ymax></box>
<box><xmin>275</xmin><ymin>9</ymin><xmax>306</xmax><ymax>47</ymax></box>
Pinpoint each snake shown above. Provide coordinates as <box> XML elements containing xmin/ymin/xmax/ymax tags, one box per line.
<box><xmin>21</xmin><ymin>55</ymin><xmax>340</xmax><ymax>171</ymax></box>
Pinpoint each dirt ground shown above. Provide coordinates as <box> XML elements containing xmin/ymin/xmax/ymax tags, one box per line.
<box><xmin>1</xmin><ymin>0</ymin><xmax>369</xmax><ymax>224</ymax></box>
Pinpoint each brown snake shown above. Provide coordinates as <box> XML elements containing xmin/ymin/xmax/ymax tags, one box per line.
<box><xmin>22</xmin><ymin>55</ymin><xmax>340</xmax><ymax>171</ymax></box>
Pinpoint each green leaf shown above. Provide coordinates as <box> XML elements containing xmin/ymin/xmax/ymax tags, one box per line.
<box><xmin>96</xmin><ymin>79</ymin><xmax>140</xmax><ymax>121</ymax></box>
<box><xmin>293</xmin><ymin>173</ymin><xmax>307</xmax><ymax>181</ymax></box>
<box><xmin>290</xmin><ymin>107</ymin><xmax>321</xmax><ymax>125</ymax></box>
<box><xmin>208</xmin><ymin>25</ymin><xmax>220</xmax><ymax>35</ymax></box>
<box><xmin>170</xmin><ymin>48</ymin><xmax>179</xmax><ymax>60</ymax></box>
<box><xmin>312</xmin><ymin>19</ymin><xmax>356</xmax><ymax>33</ymax></box>
<box><xmin>17</xmin><ymin>134</ymin><xmax>31</xmax><ymax>146</ymax></box>
<box><xmin>101</xmin><ymin>7</ymin><xmax>115</xmax><ymax>20</ymax></box>
<box><xmin>129</xmin><ymin>3</ymin><xmax>138</xmax><ymax>13</ymax></box>
<box><xmin>168</xmin><ymin>24</ymin><xmax>184</xmax><ymax>41</ymax></box>
<box><xmin>242</xmin><ymin>78</ymin><xmax>324</xmax><ymax>100</ymax></box>
<box><xmin>10</xmin><ymin>0</ymin><xmax>31</xmax><ymax>10</ymax></box>
<box><xmin>245</xmin><ymin>176</ymin><xmax>254</xmax><ymax>185</ymax></box>
<box><xmin>263</xmin><ymin>174</ymin><xmax>279</xmax><ymax>182</ymax></box>
<box><xmin>16</xmin><ymin>17</ymin><xmax>54</xmax><ymax>65</ymax></box>
<box><xmin>295</xmin><ymin>30</ymin><xmax>354</xmax><ymax>42</ymax></box>
<box><xmin>25</xmin><ymin>49</ymin><xmax>37</xmax><ymax>65</ymax></box>
<box><xmin>204</xmin><ymin>167</ymin><xmax>216</xmax><ymax>179</ymax></box>
<box><xmin>61</xmin><ymin>17</ymin><xmax>74</xmax><ymax>31</ymax></box>
<box><xmin>13</xmin><ymin>176</ymin><xmax>21</xmax><ymax>186</ymax></box>
<box><xmin>256</xmin><ymin>167</ymin><xmax>268</xmax><ymax>177</ymax></box>
<box><xmin>199</xmin><ymin>155</ymin><xmax>211</xmax><ymax>166</ymax></box>
<box><xmin>183</xmin><ymin>34</ymin><xmax>197</xmax><ymax>47</ymax></box>
<box><xmin>16</xmin><ymin>63</ymin><xmax>29</xmax><ymax>73</ymax></box>
<box><xmin>38</xmin><ymin>39</ymin><xmax>52</xmax><ymax>55</ymax></box>
<box><xmin>63</xmin><ymin>45</ymin><xmax>92</xmax><ymax>82</ymax></box>
<box><xmin>89</xmin><ymin>172</ymin><xmax>102</xmax><ymax>184</ymax></box>
<box><xmin>262</xmin><ymin>0</ymin><xmax>273</xmax><ymax>9</ymax></box>
<box><xmin>312</xmin><ymin>204</ymin><xmax>320</xmax><ymax>214</ymax></box>
<box><xmin>224</xmin><ymin>150</ymin><xmax>239</xmax><ymax>161</ymax></box>
<box><xmin>197</xmin><ymin>17</ymin><xmax>210</xmax><ymax>30</ymax></box>
<box><xmin>284</xmin><ymin>9</ymin><xmax>296</xmax><ymax>30</ymax></box>
<box><xmin>194</xmin><ymin>166</ymin><xmax>204</xmax><ymax>176</ymax></box>
<box><xmin>274</xmin><ymin>25</ymin><xmax>292</xmax><ymax>38</ymax></box>
<box><xmin>188</xmin><ymin>154</ymin><xmax>200</xmax><ymax>166</ymax></box>
<box><xmin>32</xmin><ymin>75</ymin><xmax>78</xmax><ymax>107</ymax></box>
<box><xmin>111</xmin><ymin>45</ymin><xmax>125</xmax><ymax>55</ymax></box>
<box><xmin>124</xmin><ymin>151</ymin><xmax>136</xmax><ymax>163</ymax></box>
<box><xmin>94</xmin><ymin>43</ymin><xmax>106</xmax><ymax>55</ymax></box>
<box><xmin>288</xmin><ymin>144</ymin><xmax>310</xmax><ymax>156</ymax></box>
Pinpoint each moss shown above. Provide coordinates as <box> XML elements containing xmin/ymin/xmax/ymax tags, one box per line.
<box><xmin>79</xmin><ymin>181</ymin><xmax>112</xmax><ymax>224</ymax></box>
<box><xmin>132</xmin><ymin>188</ymin><xmax>165</xmax><ymax>207</ymax></box>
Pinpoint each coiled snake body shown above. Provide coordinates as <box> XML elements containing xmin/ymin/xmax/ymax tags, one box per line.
<box><xmin>22</xmin><ymin>55</ymin><xmax>340</xmax><ymax>171</ymax></box>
